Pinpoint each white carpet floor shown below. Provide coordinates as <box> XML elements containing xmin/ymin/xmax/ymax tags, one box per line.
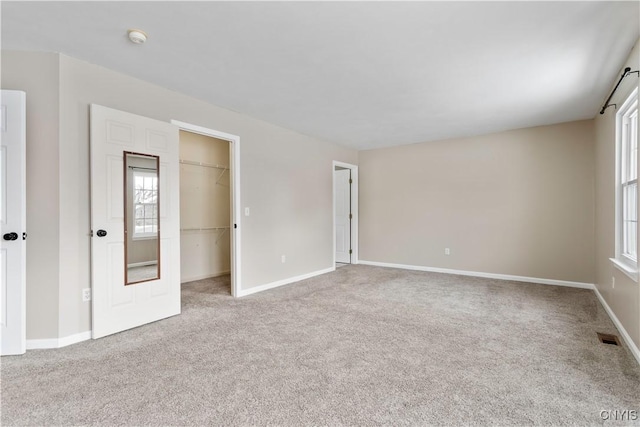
<box><xmin>2</xmin><ymin>265</ymin><xmax>639</xmax><ymax>425</ymax></box>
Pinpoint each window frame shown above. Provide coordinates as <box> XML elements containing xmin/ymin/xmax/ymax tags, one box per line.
<box><xmin>132</xmin><ymin>169</ymin><xmax>158</xmax><ymax>240</ymax></box>
<box><xmin>612</xmin><ymin>87</ymin><xmax>639</xmax><ymax>281</ymax></box>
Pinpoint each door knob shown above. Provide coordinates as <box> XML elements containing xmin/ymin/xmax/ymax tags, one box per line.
<box><xmin>3</xmin><ymin>232</ymin><xmax>18</xmax><ymax>241</ymax></box>
<box><xmin>96</xmin><ymin>230</ymin><xmax>108</xmax><ymax>237</ymax></box>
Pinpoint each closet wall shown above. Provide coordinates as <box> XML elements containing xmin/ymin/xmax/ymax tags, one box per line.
<box><xmin>179</xmin><ymin>131</ymin><xmax>231</xmax><ymax>283</ymax></box>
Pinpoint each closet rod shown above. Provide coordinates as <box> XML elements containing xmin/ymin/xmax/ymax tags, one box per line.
<box><xmin>179</xmin><ymin>159</ymin><xmax>229</xmax><ymax>170</ymax></box>
<box><xmin>600</xmin><ymin>67</ymin><xmax>639</xmax><ymax>114</ymax></box>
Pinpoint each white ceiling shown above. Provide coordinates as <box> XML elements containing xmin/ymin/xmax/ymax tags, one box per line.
<box><xmin>2</xmin><ymin>1</ymin><xmax>639</xmax><ymax>150</ymax></box>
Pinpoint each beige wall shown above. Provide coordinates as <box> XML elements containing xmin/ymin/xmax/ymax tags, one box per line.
<box><xmin>7</xmin><ymin>45</ymin><xmax>637</xmax><ymax>349</ymax></box>
<box><xmin>179</xmin><ymin>131</ymin><xmax>231</xmax><ymax>282</ymax></box>
<box><xmin>360</xmin><ymin>120</ymin><xmax>595</xmax><ymax>283</ymax></box>
<box><xmin>2</xmin><ymin>52</ymin><xmax>61</xmax><ymax>340</ymax></box>
<box><xmin>594</xmin><ymin>40</ymin><xmax>640</xmax><ymax>349</ymax></box>
<box><xmin>3</xmin><ymin>51</ymin><xmax>357</xmax><ymax>339</ymax></box>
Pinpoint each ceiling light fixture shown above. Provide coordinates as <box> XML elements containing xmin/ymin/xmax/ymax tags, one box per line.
<box><xmin>127</xmin><ymin>29</ymin><xmax>147</xmax><ymax>44</ymax></box>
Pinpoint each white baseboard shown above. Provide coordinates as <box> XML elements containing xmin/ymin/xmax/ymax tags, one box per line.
<box><xmin>22</xmin><ymin>264</ymin><xmax>638</xmax><ymax>366</ymax></box>
<box><xmin>360</xmin><ymin>260</ymin><xmax>640</xmax><ymax>365</ymax></box>
<box><xmin>25</xmin><ymin>268</ymin><xmax>335</xmax><ymax>348</ymax></box>
<box><xmin>181</xmin><ymin>270</ymin><xmax>230</xmax><ymax>284</ymax></box>
<box><xmin>358</xmin><ymin>260</ymin><xmax>595</xmax><ymax>289</ymax></box>
<box><xmin>593</xmin><ymin>287</ymin><xmax>640</xmax><ymax>365</ymax></box>
<box><xmin>127</xmin><ymin>261</ymin><xmax>157</xmax><ymax>268</ymax></box>
<box><xmin>26</xmin><ymin>331</ymin><xmax>91</xmax><ymax>350</ymax></box>
<box><xmin>237</xmin><ymin>267</ymin><xmax>335</xmax><ymax>297</ymax></box>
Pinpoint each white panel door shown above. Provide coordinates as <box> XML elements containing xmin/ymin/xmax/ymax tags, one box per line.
<box><xmin>335</xmin><ymin>169</ymin><xmax>351</xmax><ymax>263</ymax></box>
<box><xmin>1</xmin><ymin>91</ymin><xmax>26</xmax><ymax>355</ymax></box>
<box><xmin>90</xmin><ymin>105</ymin><xmax>180</xmax><ymax>339</ymax></box>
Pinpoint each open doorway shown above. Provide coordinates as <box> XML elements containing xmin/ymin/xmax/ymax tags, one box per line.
<box><xmin>172</xmin><ymin>121</ymin><xmax>241</xmax><ymax>297</ymax></box>
<box><xmin>333</xmin><ymin>161</ymin><xmax>359</xmax><ymax>268</ymax></box>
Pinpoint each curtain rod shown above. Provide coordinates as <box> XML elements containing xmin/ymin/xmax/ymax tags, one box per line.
<box><xmin>600</xmin><ymin>67</ymin><xmax>639</xmax><ymax>114</ymax></box>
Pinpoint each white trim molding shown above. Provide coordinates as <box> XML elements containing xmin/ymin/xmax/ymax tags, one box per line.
<box><xmin>180</xmin><ymin>271</ymin><xmax>230</xmax><ymax>284</ymax></box>
<box><xmin>360</xmin><ymin>260</ymin><xmax>640</xmax><ymax>365</ymax></box>
<box><xmin>237</xmin><ymin>267</ymin><xmax>335</xmax><ymax>297</ymax></box>
<box><xmin>127</xmin><ymin>261</ymin><xmax>158</xmax><ymax>269</ymax></box>
<box><xmin>332</xmin><ymin>161</ymin><xmax>359</xmax><ymax>266</ymax></box>
<box><xmin>26</xmin><ymin>331</ymin><xmax>91</xmax><ymax>350</ymax></box>
<box><xmin>358</xmin><ymin>260</ymin><xmax>595</xmax><ymax>289</ymax></box>
<box><xmin>609</xmin><ymin>257</ymin><xmax>639</xmax><ymax>282</ymax></box>
<box><xmin>171</xmin><ymin>120</ymin><xmax>242</xmax><ymax>297</ymax></box>
<box><xmin>593</xmin><ymin>287</ymin><xmax>640</xmax><ymax>365</ymax></box>
<box><xmin>613</xmin><ymin>88</ymin><xmax>639</xmax><ymax>282</ymax></box>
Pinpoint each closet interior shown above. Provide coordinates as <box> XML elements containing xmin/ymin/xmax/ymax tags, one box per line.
<box><xmin>179</xmin><ymin>131</ymin><xmax>231</xmax><ymax>288</ymax></box>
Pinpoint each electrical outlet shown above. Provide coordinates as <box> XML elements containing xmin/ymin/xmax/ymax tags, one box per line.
<box><xmin>281</xmin><ymin>255</ymin><xmax>286</xmax><ymax>263</ymax></box>
<box><xmin>444</xmin><ymin>248</ymin><xmax>450</xmax><ymax>255</ymax></box>
<box><xmin>82</xmin><ymin>288</ymin><xmax>91</xmax><ymax>302</ymax></box>
<box><xmin>612</xmin><ymin>276</ymin><xmax>615</xmax><ymax>289</ymax></box>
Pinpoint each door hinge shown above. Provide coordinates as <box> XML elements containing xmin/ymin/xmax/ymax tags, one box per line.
<box><xmin>349</xmin><ymin>249</ymin><xmax>352</xmax><ymax>254</ymax></box>
<box><xmin>349</xmin><ymin>179</ymin><xmax>352</xmax><ymax>184</ymax></box>
<box><xmin>349</xmin><ymin>213</ymin><xmax>352</xmax><ymax>219</ymax></box>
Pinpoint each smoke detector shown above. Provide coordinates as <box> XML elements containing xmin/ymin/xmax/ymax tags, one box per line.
<box><xmin>127</xmin><ymin>29</ymin><xmax>147</xmax><ymax>44</ymax></box>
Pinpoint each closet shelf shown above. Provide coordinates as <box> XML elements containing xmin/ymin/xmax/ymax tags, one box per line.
<box><xmin>180</xmin><ymin>159</ymin><xmax>229</xmax><ymax>185</ymax></box>
<box><xmin>179</xmin><ymin>159</ymin><xmax>229</xmax><ymax>170</ymax></box>
<box><xmin>180</xmin><ymin>226</ymin><xmax>231</xmax><ymax>232</ymax></box>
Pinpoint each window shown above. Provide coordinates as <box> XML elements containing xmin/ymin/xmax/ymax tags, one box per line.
<box><xmin>133</xmin><ymin>170</ymin><xmax>158</xmax><ymax>238</ymax></box>
<box><xmin>613</xmin><ymin>88</ymin><xmax>639</xmax><ymax>280</ymax></box>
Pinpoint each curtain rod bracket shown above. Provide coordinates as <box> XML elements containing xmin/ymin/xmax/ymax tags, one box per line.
<box><xmin>600</xmin><ymin>67</ymin><xmax>640</xmax><ymax>114</ymax></box>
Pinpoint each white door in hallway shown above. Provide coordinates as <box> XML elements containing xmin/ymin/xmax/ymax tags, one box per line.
<box><xmin>90</xmin><ymin>105</ymin><xmax>181</xmax><ymax>339</ymax></box>
<box><xmin>335</xmin><ymin>169</ymin><xmax>351</xmax><ymax>263</ymax></box>
<box><xmin>1</xmin><ymin>91</ymin><xmax>26</xmax><ymax>355</ymax></box>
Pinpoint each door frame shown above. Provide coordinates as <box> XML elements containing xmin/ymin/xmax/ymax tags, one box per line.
<box><xmin>333</xmin><ymin>161</ymin><xmax>359</xmax><ymax>266</ymax></box>
<box><xmin>171</xmin><ymin>120</ymin><xmax>241</xmax><ymax>297</ymax></box>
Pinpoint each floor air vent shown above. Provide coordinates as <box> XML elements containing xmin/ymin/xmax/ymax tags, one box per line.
<box><xmin>597</xmin><ymin>332</ymin><xmax>620</xmax><ymax>346</ymax></box>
